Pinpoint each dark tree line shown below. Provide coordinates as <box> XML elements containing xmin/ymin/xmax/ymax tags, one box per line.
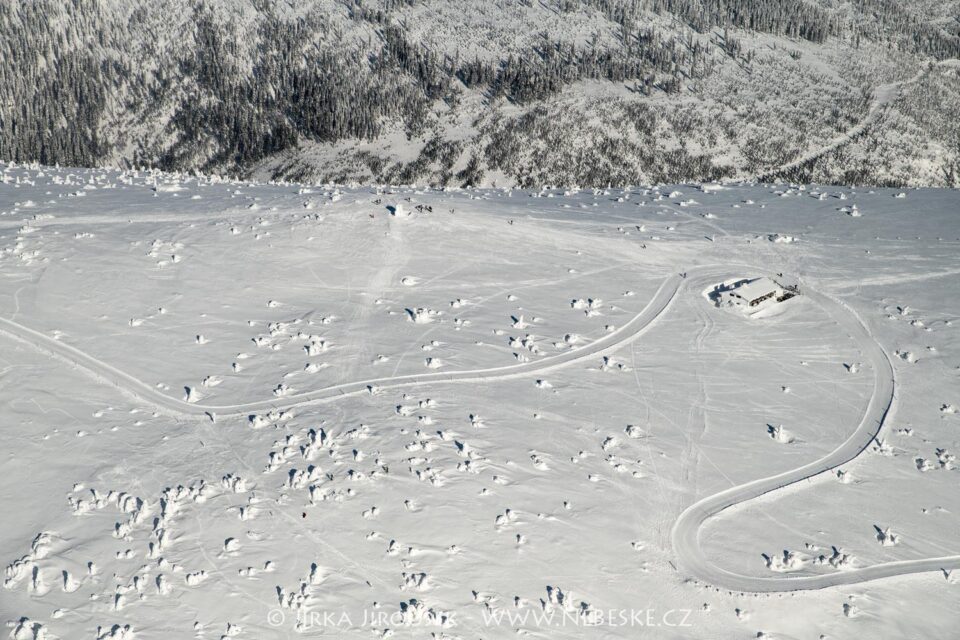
<box><xmin>161</xmin><ymin>3</ymin><xmax>442</xmax><ymax>171</ymax></box>
<box><xmin>378</xmin><ymin>19</ymin><xmax>712</xmax><ymax>105</ymax></box>
<box><xmin>1</xmin><ymin>0</ymin><xmax>957</xmax><ymax>177</ymax></box>
<box><xmin>0</xmin><ymin>1</ymin><xmax>117</xmax><ymax>166</ymax></box>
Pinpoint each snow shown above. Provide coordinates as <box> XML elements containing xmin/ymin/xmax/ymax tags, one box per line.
<box><xmin>736</xmin><ymin>277</ymin><xmax>780</xmax><ymax>298</ymax></box>
<box><xmin>726</xmin><ymin>276</ymin><xmax>783</xmax><ymax>305</ymax></box>
<box><xmin>1</xmin><ymin>163</ymin><xmax>959</xmax><ymax>639</ymax></box>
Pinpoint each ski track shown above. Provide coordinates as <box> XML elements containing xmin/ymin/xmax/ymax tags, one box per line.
<box><xmin>3</xmin><ymin>266</ymin><xmax>959</xmax><ymax>594</ymax></box>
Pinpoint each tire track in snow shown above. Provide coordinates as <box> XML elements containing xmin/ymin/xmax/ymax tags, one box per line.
<box><xmin>0</xmin><ymin>273</ymin><xmax>683</xmax><ymax>421</ymax></box>
<box><xmin>3</xmin><ymin>267</ymin><xmax>959</xmax><ymax>592</ymax></box>
<box><xmin>671</xmin><ymin>270</ymin><xmax>960</xmax><ymax>592</ymax></box>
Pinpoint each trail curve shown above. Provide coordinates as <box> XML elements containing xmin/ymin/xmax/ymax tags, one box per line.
<box><xmin>0</xmin><ymin>274</ymin><xmax>683</xmax><ymax>421</ymax></box>
<box><xmin>3</xmin><ymin>267</ymin><xmax>958</xmax><ymax>592</ymax></box>
<box><xmin>670</xmin><ymin>271</ymin><xmax>960</xmax><ymax>592</ymax></box>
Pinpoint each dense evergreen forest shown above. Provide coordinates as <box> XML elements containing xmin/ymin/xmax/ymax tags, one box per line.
<box><xmin>1</xmin><ymin>0</ymin><xmax>958</xmax><ymax>186</ymax></box>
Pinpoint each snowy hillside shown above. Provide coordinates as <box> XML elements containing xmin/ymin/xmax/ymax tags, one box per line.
<box><xmin>1</xmin><ymin>0</ymin><xmax>960</xmax><ymax>187</ymax></box>
<box><xmin>1</xmin><ymin>162</ymin><xmax>959</xmax><ymax>639</ymax></box>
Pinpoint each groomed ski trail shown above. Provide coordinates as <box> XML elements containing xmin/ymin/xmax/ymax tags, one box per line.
<box><xmin>3</xmin><ymin>266</ymin><xmax>958</xmax><ymax>592</ymax></box>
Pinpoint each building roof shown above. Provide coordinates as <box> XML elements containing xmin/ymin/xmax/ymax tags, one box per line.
<box><xmin>735</xmin><ymin>277</ymin><xmax>781</xmax><ymax>301</ymax></box>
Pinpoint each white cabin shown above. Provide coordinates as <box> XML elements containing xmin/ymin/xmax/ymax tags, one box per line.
<box><xmin>721</xmin><ymin>277</ymin><xmax>784</xmax><ymax>308</ymax></box>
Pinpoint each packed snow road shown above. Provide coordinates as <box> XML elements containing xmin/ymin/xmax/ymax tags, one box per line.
<box><xmin>2</xmin><ymin>265</ymin><xmax>957</xmax><ymax>594</ymax></box>
<box><xmin>672</xmin><ymin>272</ymin><xmax>960</xmax><ymax>592</ymax></box>
<box><xmin>0</xmin><ymin>274</ymin><xmax>684</xmax><ymax>420</ymax></box>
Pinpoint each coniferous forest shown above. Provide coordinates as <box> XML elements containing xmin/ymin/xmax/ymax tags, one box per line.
<box><xmin>1</xmin><ymin>0</ymin><xmax>959</xmax><ymax>186</ymax></box>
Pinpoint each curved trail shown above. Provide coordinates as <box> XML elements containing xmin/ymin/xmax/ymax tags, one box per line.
<box><xmin>672</xmin><ymin>273</ymin><xmax>960</xmax><ymax>591</ymax></box>
<box><xmin>0</xmin><ymin>273</ymin><xmax>683</xmax><ymax>421</ymax></box>
<box><xmin>3</xmin><ymin>267</ymin><xmax>958</xmax><ymax>592</ymax></box>
<box><xmin>758</xmin><ymin>58</ymin><xmax>960</xmax><ymax>182</ymax></box>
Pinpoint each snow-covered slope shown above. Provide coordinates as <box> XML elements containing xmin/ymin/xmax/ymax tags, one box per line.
<box><xmin>1</xmin><ymin>163</ymin><xmax>959</xmax><ymax>639</ymax></box>
<box><xmin>2</xmin><ymin>0</ymin><xmax>960</xmax><ymax>188</ymax></box>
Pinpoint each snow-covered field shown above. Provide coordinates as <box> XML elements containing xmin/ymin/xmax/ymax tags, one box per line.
<box><xmin>1</xmin><ymin>163</ymin><xmax>959</xmax><ymax>639</ymax></box>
